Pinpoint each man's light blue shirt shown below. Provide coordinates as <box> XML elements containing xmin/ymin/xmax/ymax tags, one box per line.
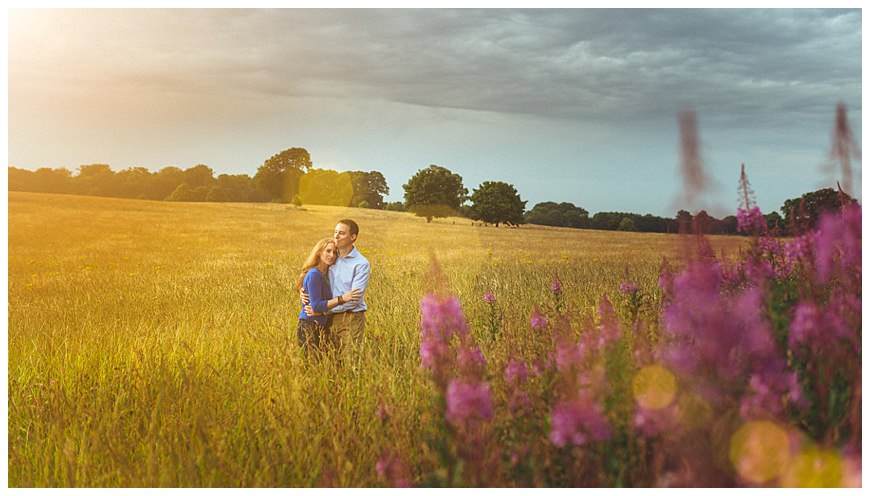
<box><xmin>328</xmin><ymin>245</ymin><xmax>370</xmax><ymax>313</ymax></box>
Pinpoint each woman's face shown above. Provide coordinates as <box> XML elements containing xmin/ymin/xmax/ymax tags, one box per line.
<box><xmin>320</xmin><ymin>242</ymin><xmax>337</xmax><ymax>266</ymax></box>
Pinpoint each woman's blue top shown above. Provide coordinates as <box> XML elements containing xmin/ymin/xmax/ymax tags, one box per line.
<box><xmin>299</xmin><ymin>268</ymin><xmax>332</xmax><ymax>327</ymax></box>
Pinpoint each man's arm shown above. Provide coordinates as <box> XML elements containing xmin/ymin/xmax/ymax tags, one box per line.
<box><xmin>330</xmin><ymin>262</ymin><xmax>370</xmax><ymax>313</ymax></box>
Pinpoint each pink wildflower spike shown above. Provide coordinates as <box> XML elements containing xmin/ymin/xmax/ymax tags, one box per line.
<box><xmin>445</xmin><ymin>380</ymin><xmax>494</xmax><ymax>426</ymax></box>
<box><xmin>483</xmin><ymin>290</ymin><xmax>496</xmax><ymax>304</ymax></box>
<box><xmin>530</xmin><ymin>305</ymin><xmax>548</xmax><ymax>330</ymax></box>
<box><xmin>619</xmin><ymin>282</ymin><xmax>638</xmax><ymax>294</ymax></box>
<box><xmin>737</xmin><ymin>206</ymin><xmax>767</xmax><ymax>233</ymax></box>
<box><xmin>549</xmin><ymin>399</ymin><xmax>612</xmax><ymax>447</ymax></box>
<box><xmin>457</xmin><ymin>347</ymin><xmax>486</xmax><ymax>374</ymax></box>
<box><xmin>504</xmin><ymin>359</ymin><xmax>529</xmax><ymax>384</ymax></box>
<box><xmin>550</xmin><ymin>273</ymin><xmax>563</xmax><ymax>295</ymax></box>
<box><xmin>420</xmin><ymin>293</ymin><xmax>469</xmax><ymax>341</ymax></box>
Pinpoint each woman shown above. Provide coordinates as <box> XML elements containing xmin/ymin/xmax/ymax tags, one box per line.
<box><xmin>294</xmin><ymin>238</ymin><xmax>361</xmax><ymax>352</ymax></box>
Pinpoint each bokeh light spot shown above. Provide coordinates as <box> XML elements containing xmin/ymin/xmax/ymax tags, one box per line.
<box><xmin>632</xmin><ymin>364</ymin><xmax>676</xmax><ymax>410</ymax></box>
<box><xmin>729</xmin><ymin>420</ymin><xmax>790</xmax><ymax>484</ymax></box>
<box><xmin>780</xmin><ymin>447</ymin><xmax>845</xmax><ymax>488</ymax></box>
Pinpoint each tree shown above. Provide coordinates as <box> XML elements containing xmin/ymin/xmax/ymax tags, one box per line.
<box><xmin>468</xmin><ymin>181</ymin><xmax>526</xmax><ymax>227</ymax></box>
<box><xmin>348</xmin><ymin>170</ymin><xmax>390</xmax><ymax>209</ymax></box>
<box><xmin>253</xmin><ymin>147</ymin><xmax>313</xmax><ymax>202</ymax></box>
<box><xmin>298</xmin><ymin>169</ymin><xmax>354</xmax><ymax>206</ymax></box>
<box><xmin>116</xmin><ymin>167</ymin><xmax>154</xmax><ymax>199</ymax></box>
<box><xmin>525</xmin><ymin>201</ymin><xmax>589</xmax><ymax>228</ymax></box>
<box><xmin>205</xmin><ymin>186</ymin><xmax>227</xmax><ymax>202</ymax></box>
<box><xmin>183</xmin><ymin>164</ymin><xmax>216</xmax><ymax>189</ymax></box>
<box><xmin>73</xmin><ymin>164</ymin><xmax>117</xmax><ymax>196</ymax></box>
<box><xmin>618</xmin><ymin>217</ymin><xmax>636</xmax><ymax>231</ymax></box>
<box><xmin>216</xmin><ymin>173</ymin><xmax>259</xmax><ymax>202</ymax></box>
<box><xmin>32</xmin><ymin>167</ymin><xmax>72</xmax><ymax>193</ymax></box>
<box><xmin>765</xmin><ymin>211</ymin><xmax>784</xmax><ymax>233</ymax></box>
<box><xmin>153</xmin><ymin>166</ymin><xmax>186</xmax><ymax>200</ymax></box>
<box><xmin>167</xmin><ymin>183</ymin><xmax>196</xmax><ymax>202</ymax></box>
<box><xmin>781</xmin><ymin>187</ymin><xmax>857</xmax><ymax>232</ymax></box>
<box><xmin>402</xmin><ymin>164</ymin><xmax>467</xmax><ymax>223</ymax></box>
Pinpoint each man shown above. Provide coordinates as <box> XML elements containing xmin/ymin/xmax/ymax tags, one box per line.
<box><xmin>303</xmin><ymin>219</ymin><xmax>370</xmax><ymax>350</ymax></box>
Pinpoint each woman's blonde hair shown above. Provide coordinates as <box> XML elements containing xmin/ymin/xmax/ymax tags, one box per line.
<box><xmin>294</xmin><ymin>238</ymin><xmax>335</xmax><ymax>293</ymax></box>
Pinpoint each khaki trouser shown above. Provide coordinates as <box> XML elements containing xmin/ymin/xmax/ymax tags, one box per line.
<box><xmin>330</xmin><ymin>311</ymin><xmax>366</xmax><ymax>351</ymax></box>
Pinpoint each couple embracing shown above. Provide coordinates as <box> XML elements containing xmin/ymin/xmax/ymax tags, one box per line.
<box><xmin>293</xmin><ymin>219</ymin><xmax>370</xmax><ymax>353</ymax></box>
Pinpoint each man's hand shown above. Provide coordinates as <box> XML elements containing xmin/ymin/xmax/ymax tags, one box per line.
<box><xmin>304</xmin><ymin>304</ymin><xmax>317</xmax><ymax>317</ymax></box>
<box><xmin>300</xmin><ymin>287</ymin><xmax>310</xmax><ymax>305</ymax></box>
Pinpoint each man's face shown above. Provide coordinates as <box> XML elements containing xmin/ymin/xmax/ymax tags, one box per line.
<box><xmin>333</xmin><ymin>223</ymin><xmax>356</xmax><ymax>252</ymax></box>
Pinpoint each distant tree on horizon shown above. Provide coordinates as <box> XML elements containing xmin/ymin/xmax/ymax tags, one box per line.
<box><xmin>403</xmin><ymin>164</ymin><xmax>468</xmax><ymax>223</ymax></box>
<box><xmin>468</xmin><ymin>181</ymin><xmax>526</xmax><ymax>227</ymax></box>
<box><xmin>253</xmin><ymin>147</ymin><xmax>312</xmax><ymax>202</ymax></box>
<box><xmin>781</xmin><ymin>187</ymin><xmax>857</xmax><ymax>233</ymax></box>
<box><xmin>525</xmin><ymin>201</ymin><xmax>589</xmax><ymax>228</ymax></box>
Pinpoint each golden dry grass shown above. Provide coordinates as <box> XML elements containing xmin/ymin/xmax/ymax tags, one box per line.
<box><xmin>8</xmin><ymin>191</ymin><xmax>749</xmax><ymax>487</ymax></box>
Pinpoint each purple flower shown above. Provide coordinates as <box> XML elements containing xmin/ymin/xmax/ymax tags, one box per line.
<box><xmin>445</xmin><ymin>380</ymin><xmax>493</xmax><ymax>426</ymax></box>
<box><xmin>550</xmin><ymin>274</ymin><xmax>563</xmax><ymax>295</ymax></box>
<box><xmin>814</xmin><ymin>204</ymin><xmax>861</xmax><ymax>283</ymax></box>
<box><xmin>660</xmin><ymin>259</ymin><xmax>784</xmax><ymax>407</ymax></box>
<box><xmin>508</xmin><ymin>390</ymin><xmax>532</xmax><ymax>414</ymax></box>
<box><xmin>619</xmin><ymin>282</ymin><xmax>638</xmax><ymax>294</ymax></box>
<box><xmin>530</xmin><ymin>306</ymin><xmax>548</xmax><ymax>330</ymax></box>
<box><xmin>737</xmin><ymin>206</ymin><xmax>767</xmax><ymax>233</ymax></box>
<box><xmin>420</xmin><ymin>294</ymin><xmax>469</xmax><ymax>342</ymax></box>
<box><xmin>549</xmin><ymin>399</ymin><xmax>612</xmax><ymax>447</ymax></box>
<box><xmin>376</xmin><ymin>458</ymin><xmax>389</xmax><ymax>478</ymax></box>
<box><xmin>483</xmin><ymin>290</ymin><xmax>496</xmax><ymax>304</ymax></box>
<box><xmin>419</xmin><ymin>339</ymin><xmax>449</xmax><ymax>372</ymax></box>
<box><xmin>457</xmin><ymin>347</ymin><xmax>486</xmax><ymax>371</ymax></box>
<box><xmin>504</xmin><ymin>359</ymin><xmax>529</xmax><ymax>384</ymax></box>
<box><xmin>551</xmin><ymin>337</ymin><xmax>585</xmax><ymax>372</ymax></box>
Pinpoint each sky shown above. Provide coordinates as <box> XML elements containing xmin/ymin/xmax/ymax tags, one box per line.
<box><xmin>6</xmin><ymin>8</ymin><xmax>862</xmax><ymax>217</ymax></box>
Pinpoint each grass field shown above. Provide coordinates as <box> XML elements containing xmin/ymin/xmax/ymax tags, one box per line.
<box><xmin>6</xmin><ymin>191</ymin><xmax>794</xmax><ymax>487</ymax></box>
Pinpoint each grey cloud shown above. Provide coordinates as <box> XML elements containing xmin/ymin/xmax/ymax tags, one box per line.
<box><xmin>10</xmin><ymin>9</ymin><xmax>861</xmax><ymax>127</ymax></box>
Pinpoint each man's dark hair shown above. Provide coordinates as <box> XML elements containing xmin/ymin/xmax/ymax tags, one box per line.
<box><xmin>338</xmin><ymin>219</ymin><xmax>359</xmax><ymax>237</ymax></box>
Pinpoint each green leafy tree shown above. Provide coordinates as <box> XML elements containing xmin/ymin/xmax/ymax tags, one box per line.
<box><xmin>205</xmin><ymin>186</ymin><xmax>227</xmax><ymax>202</ymax></box>
<box><xmin>525</xmin><ymin>201</ymin><xmax>589</xmax><ymax>228</ymax></box>
<box><xmin>403</xmin><ymin>164</ymin><xmax>467</xmax><ymax>223</ymax></box>
<box><xmin>73</xmin><ymin>164</ymin><xmax>117</xmax><ymax>197</ymax></box>
<box><xmin>32</xmin><ymin>167</ymin><xmax>73</xmax><ymax>194</ymax></box>
<box><xmin>167</xmin><ymin>183</ymin><xmax>196</xmax><ymax>202</ymax></box>
<box><xmin>765</xmin><ymin>211</ymin><xmax>784</xmax><ymax>233</ymax></box>
<box><xmin>253</xmin><ymin>147</ymin><xmax>313</xmax><ymax>202</ymax></box>
<box><xmin>348</xmin><ymin>170</ymin><xmax>390</xmax><ymax>209</ymax></box>
<box><xmin>468</xmin><ymin>181</ymin><xmax>526</xmax><ymax>227</ymax></box>
<box><xmin>153</xmin><ymin>166</ymin><xmax>186</xmax><ymax>200</ymax></box>
<box><xmin>385</xmin><ymin>201</ymin><xmax>405</xmax><ymax>212</ymax></box>
<box><xmin>216</xmin><ymin>173</ymin><xmax>262</xmax><ymax>202</ymax></box>
<box><xmin>781</xmin><ymin>187</ymin><xmax>857</xmax><ymax>232</ymax></box>
<box><xmin>298</xmin><ymin>169</ymin><xmax>354</xmax><ymax>206</ymax></box>
<box><xmin>116</xmin><ymin>167</ymin><xmax>154</xmax><ymax>199</ymax></box>
<box><xmin>182</xmin><ymin>164</ymin><xmax>216</xmax><ymax>189</ymax></box>
<box><xmin>618</xmin><ymin>217</ymin><xmax>637</xmax><ymax>231</ymax></box>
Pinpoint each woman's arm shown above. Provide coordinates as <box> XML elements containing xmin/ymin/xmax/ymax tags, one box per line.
<box><xmin>304</xmin><ymin>272</ymin><xmax>362</xmax><ymax>316</ymax></box>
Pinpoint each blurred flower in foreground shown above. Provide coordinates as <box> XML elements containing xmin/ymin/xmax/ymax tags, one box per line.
<box><xmin>729</xmin><ymin>420</ymin><xmax>791</xmax><ymax>485</ymax></box>
<box><xmin>446</xmin><ymin>379</ymin><xmax>493</xmax><ymax>426</ymax></box>
<box><xmin>549</xmin><ymin>398</ymin><xmax>612</xmax><ymax>447</ymax></box>
<box><xmin>530</xmin><ymin>305</ymin><xmax>548</xmax><ymax>330</ymax></box>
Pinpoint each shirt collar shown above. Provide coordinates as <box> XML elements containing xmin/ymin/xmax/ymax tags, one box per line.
<box><xmin>342</xmin><ymin>246</ymin><xmax>358</xmax><ymax>259</ymax></box>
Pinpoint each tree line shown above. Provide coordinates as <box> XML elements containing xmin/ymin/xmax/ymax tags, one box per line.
<box><xmin>8</xmin><ymin>148</ymin><xmax>389</xmax><ymax>209</ymax></box>
<box><xmin>8</xmin><ymin>146</ymin><xmax>855</xmax><ymax>235</ymax></box>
